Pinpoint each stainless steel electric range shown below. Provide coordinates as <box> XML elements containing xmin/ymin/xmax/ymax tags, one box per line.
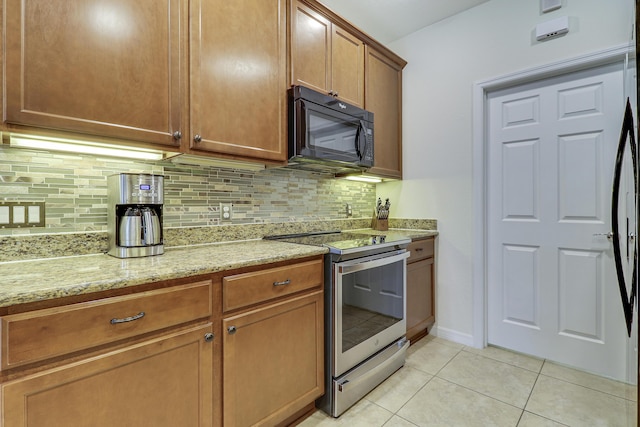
<box><xmin>265</xmin><ymin>230</ymin><xmax>410</xmax><ymax>417</ymax></box>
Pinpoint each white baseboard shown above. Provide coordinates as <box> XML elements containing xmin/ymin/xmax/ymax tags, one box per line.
<box><xmin>435</xmin><ymin>326</ymin><xmax>476</xmax><ymax>347</ymax></box>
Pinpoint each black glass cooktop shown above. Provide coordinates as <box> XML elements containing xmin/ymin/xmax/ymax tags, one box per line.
<box><xmin>264</xmin><ymin>230</ymin><xmax>410</xmax><ymax>255</ymax></box>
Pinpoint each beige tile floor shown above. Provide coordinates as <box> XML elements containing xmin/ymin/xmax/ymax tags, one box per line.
<box><xmin>299</xmin><ymin>336</ymin><xmax>638</xmax><ymax>427</ymax></box>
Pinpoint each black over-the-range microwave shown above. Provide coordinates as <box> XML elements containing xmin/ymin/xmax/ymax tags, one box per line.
<box><xmin>287</xmin><ymin>85</ymin><xmax>374</xmax><ymax>173</ymax></box>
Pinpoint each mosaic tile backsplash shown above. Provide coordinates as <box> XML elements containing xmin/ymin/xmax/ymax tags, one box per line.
<box><xmin>0</xmin><ymin>145</ymin><xmax>377</xmax><ymax>235</ymax></box>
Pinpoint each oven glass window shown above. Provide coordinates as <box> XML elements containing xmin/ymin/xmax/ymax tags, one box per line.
<box><xmin>307</xmin><ymin>110</ymin><xmax>359</xmax><ymax>157</ymax></box>
<box><xmin>340</xmin><ymin>258</ymin><xmax>404</xmax><ymax>353</ymax></box>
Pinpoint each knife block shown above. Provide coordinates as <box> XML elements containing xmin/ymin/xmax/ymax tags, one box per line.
<box><xmin>371</xmin><ymin>215</ymin><xmax>388</xmax><ymax>231</ymax></box>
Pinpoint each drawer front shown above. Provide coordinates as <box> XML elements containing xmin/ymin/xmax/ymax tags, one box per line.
<box><xmin>1</xmin><ymin>281</ymin><xmax>212</xmax><ymax>370</ymax></box>
<box><xmin>223</xmin><ymin>259</ymin><xmax>323</xmax><ymax>312</ymax></box>
<box><xmin>407</xmin><ymin>238</ymin><xmax>434</xmax><ymax>263</ymax></box>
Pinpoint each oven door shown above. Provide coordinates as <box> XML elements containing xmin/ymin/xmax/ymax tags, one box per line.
<box><xmin>333</xmin><ymin>250</ymin><xmax>409</xmax><ymax>377</ymax></box>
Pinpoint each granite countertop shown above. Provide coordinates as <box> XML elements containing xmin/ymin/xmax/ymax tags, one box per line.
<box><xmin>0</xmin><ymin>240</ymin><xmax>327</xmax><ymax>308</ymax></box>
<box><xmin>0</xmin><ymin>227</ymin><xmax>437</xmax><ymax>309</ymax></box>
<box><xmin>350</xmin><ymin>228</ymin><xmax>438</xmax><ymax>240</ymax></box>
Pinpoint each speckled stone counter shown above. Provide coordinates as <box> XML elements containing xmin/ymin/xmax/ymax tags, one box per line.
<box><xmin>351</xmin><ymin>228</ymin><xmax>438</xmax><ymax>240</ymax></box>
<box><xmin>0</xmin><ymin>218</ymin><xmax>437</xmax><ymax>262</ymax></box>
<box><xmin>0</xmin><ymin>240</ymin><xmax>327</xmax><ymax>308</ymax></box>
<box><xmin>0</xmin><ymin>219</ymin><xmax>438</xmax><ymax>309</ymax></box>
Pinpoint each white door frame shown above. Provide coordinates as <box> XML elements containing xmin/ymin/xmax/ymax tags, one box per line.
<box><xmin>472</xmin><ymin>43</ymin><xmax>634</xmax><ymax>349</ymax></box>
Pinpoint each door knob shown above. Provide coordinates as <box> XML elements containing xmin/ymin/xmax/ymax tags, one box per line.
<box><xmin>593</xmin><ymin>232</ymin><xmax>614</xmax><ymax>240</ymax></box>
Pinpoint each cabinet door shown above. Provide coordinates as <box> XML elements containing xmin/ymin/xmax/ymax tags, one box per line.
<box><xmin>189</xmin><ymin>0</ymin><xmax>287</xmax><ymax>163</ymax></box>
<box><xmin>290</xmin><ymin>1</ymin><xmax>331</xmax><ymax>95</ymax></box>
<box><xmin>2</xmin><ymin>324</ymin><xmax>214</xmax><ymax>427</ymax></box>
<box><xmin>223</xmin><ymin>291</ymin><xmax>324</xmax><ymax>427</ymax></box>
<box><xmin>406</xmin><ymin>258</ymin><xmax>435</xmax><ymax>342</ymax></box>
<box><xmin>291</xmin><ymin>1</ymin><xmax>364</xmax><ymax>107</ymax></box>
<box><xmin>365</xmin><ymin>46</ymin><xmax>404</xmax><ymax>179</ymax></box>
<box><xmin>3</xmin><ymin>0</ymin><xmax>184</xmax><ymax>148</ymax></box>
<box><xmin>331</xmin><ymin>25</ymin><xmax>364</xmax><ymax>107</ymax></box>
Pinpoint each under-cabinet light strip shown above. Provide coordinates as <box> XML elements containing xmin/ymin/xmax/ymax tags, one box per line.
<box><xmin>8</xmin><ymin>133</ymin><xmax>168</xmax><ymax>161</ymax></box>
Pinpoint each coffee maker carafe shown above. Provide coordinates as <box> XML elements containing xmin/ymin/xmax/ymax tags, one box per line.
<box><xmin>107</xmin><ymin>173</ymin><xmax>164</xmax><ymax>258</ymax></box>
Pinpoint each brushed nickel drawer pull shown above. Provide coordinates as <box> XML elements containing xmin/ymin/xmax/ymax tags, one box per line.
<box><xmin>110</xmin><ymin>311</ymin><xmax>145</xmax><ymax>324</ymax></box>
<box><xmin>415</xmin><ymin>248</ymin><xmax>424</xmax><ymax>252</ymax></box>
<box><xmin>273</xmin><ymin>279</ymin><xmax>291</xmax><ymax>287</ymax></box>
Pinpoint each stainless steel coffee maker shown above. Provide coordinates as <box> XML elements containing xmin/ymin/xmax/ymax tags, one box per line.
<box><xmin>107</xmin><ymin>173</ymin><xmax>164</xmax><ymax>258</ymax></box>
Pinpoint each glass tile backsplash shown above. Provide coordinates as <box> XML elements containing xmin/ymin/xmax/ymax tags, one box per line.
<box><xmin>0</xmin><ymin>146</ymin><xmax>376</xmax><ymax>235</ymax></box>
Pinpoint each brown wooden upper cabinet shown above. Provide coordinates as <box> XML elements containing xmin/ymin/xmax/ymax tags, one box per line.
<box><xmin>365</xmin><ymin>46</ymin><xmax>405</xmax><ymax>179</ymax></box>
<box><xmin>290</xmin><ymin>0</ymin><xmax>365</xmax><ymax>108</ymax></box>
<box><xmin>3</xmin><ymin>0</ymin><xmax>288</xmax><ymax>164</ymax></box>
<box><xmin>3</xmin><ymin>0</ymin><xmax>184</xmax><ymax>149</ymax></box>
<box><xmin>188</xmin><ymin>0</ymin><xmax>288</xmax><ymax>162</ymax></box>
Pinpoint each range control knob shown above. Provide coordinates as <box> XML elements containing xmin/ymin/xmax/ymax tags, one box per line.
<box><xmin>379</xmin><ymin>235</ymin><xmax>386</xmax><ymax>243</ymax></box>
<box><xmin>371</xmin><ymin>236</ymin><xmax>378</xmax><ymax>244</ymax></box>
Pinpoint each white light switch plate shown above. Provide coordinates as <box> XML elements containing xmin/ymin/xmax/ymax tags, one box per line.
<box><xmin>0</xmin><ymin>201</ymin><xmax>45</xmax><ymax>228</ymax></box>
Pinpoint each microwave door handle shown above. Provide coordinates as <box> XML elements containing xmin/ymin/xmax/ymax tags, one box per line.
<box><xmin>354</xmin><ymin>120</ymin><xmax>365</xmax><ymax>160</ymax></box>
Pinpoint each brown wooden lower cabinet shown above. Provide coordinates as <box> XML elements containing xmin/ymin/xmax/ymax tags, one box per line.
<box><xmin>0</xmin><ymin>256</ymin><xmax>325</xmax><ymax>427</ymax></box>
<box><xmin>406</xmin><ymin>237</ymin><xmax>436</xmax><ymax>343</ymax></box>
<box><xmin>222</xmin><ymin>290</ymin><xmax>324</xmax><ymax>427</ymax></box>
<box><xmin>1</xmin><ymin>324</ymin><xmax>214</xmax><ymax>427</ymax></box>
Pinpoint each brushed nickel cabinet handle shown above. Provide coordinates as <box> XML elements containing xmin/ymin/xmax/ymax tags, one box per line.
<box><xmin>273</xmin><ymin>279</ymin><xmax>291</xmax><ymax>287</ymax></box>
<box><xmin>415</xmin><ymin>248</ymin><xmax>424</xmax><ymax>252</ymax></box>
<box><xmin>173</xmin><ymin>131</ymin><xmax>182</xmax><ymax>140</ymax></box>
<box><xmin>194</xmin><ymin>134</ymin><xmax>202</xmax><ymax>143</ymax></box>
<box><xmin>204</xmin><ymin>332</ymin><xmax>215</xmax><ymax>342</ymax></box>
<box><xmin>227</xmin><ymin>326</ymin><xmax>237</xmax><ymax>335</ymax></box>
<box><xmin>110</xmin><ymin>311</ymin><xmax>145</xmax><ymax>324</ymax></box>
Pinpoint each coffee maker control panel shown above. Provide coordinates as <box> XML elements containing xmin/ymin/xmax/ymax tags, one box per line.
<box><xmin>131</xmin><ymin>183</ymin><xmax>160</xmax><ymax>199</ymax></box>
<box><xmin>110</xmin><ymin>174</ymin><xmax>164</xmax><ymax>205</ymax></box>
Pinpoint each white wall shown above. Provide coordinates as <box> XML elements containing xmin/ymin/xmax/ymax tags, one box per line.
<box><xmin>380</xmin><ymin>0</ymin><xmax>635</xmax><ymax>344</ymax></box>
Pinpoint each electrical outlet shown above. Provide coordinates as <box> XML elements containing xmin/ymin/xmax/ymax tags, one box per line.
<box><xmin>220</xmin><ymin>203</ymin><xmax>233</xmax><ymax>221</ymax></box>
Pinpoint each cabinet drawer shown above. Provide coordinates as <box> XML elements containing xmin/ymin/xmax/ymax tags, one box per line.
<box><xmin>407</xmin><ymin>238</ymin><xmax>434</xmax><ymax>263</ymax></box>
<box><xmin>223</xmin><ymin>259</ymin><xmax>323</xmax><ymax>312</ymax></box>
<box><xmin>1</xmin><ymin>281</ymin><xmax>212</xmax><ymax>370</ymax></box>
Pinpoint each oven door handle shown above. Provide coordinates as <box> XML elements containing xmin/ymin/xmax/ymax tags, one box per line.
<box><xmin>338</xmin><ymin>251</ymin><xmax>409</xmax><ymax>274</ymax></box>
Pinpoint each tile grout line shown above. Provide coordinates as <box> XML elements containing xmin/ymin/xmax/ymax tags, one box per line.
<box><xmin>432</xmin><ymin>349</ymin><xmax>543</xmax><ymax>417</ymax></box>
<box><xmin>377</xmin><ymin>339</ymin><xmax>465</xmax><ymax>423</ymax></box>
<box><xmin>431</xmin><ymin>374</ymin><xmax>528</xmax><ymax>421</ymax></box>
<box><xmin>537</xmin><ymin>371</ymin><xmax>638</xmax><ymax>403</ymax></box>
<box><xmin>520</xmin><ymin>359</ymin><xmax>544</xmax><ymax>419</ymax></box>
<box><xmin>473</xmin><ymin>345</ymin><xmax>637</xmax><ymax>403</ymax></box>
<box><xmin>385</xmin><ymin>371</ymin><xmax>437</xmax><ymax>416</ymax></box>
<box><xmin>432</xmin><ymin>348</ymin><xmax>527</xmax><ymax>412</ymax></box>
<box><xmin>518</xmin><ymin>360</ymin><xmax>572</xmax><ymax>427</ymax></box>
<box><xmin>540</xmin><ymin>359</ymin><xmax>637</xmax><ymax>402</ymax></box>
<box><xmin>461</xmin><ymin>346</ymin><xmax>545</xmax><ymax>374</ymax></box>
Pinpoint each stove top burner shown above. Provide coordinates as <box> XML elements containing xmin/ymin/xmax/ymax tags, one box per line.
<box><xmin>264</xmin><ymin>230</ymin><xmax>410</xmax><ymax>255</ymax></box>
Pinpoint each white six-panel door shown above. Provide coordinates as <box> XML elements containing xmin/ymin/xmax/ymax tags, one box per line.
<box><xmin>487</xmin><ymin>62</ymin><xmax>631</xmax><ymax>381</ymax></box>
